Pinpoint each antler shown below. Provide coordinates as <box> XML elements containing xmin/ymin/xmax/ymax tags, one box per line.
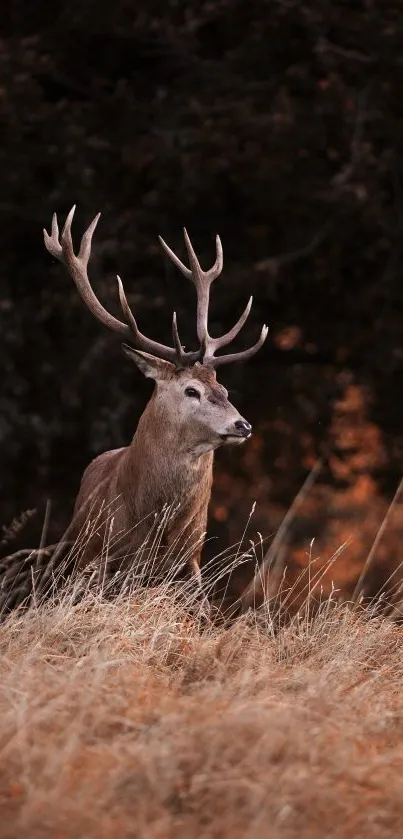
<box><xmin>44</xmin><ymin>208</ymin><xmax>267</xmax><ymax>369</ymax></box>
<box><xmin>158</xmin><ymin>229</ymin><xmax>268</xmax><ymax>368</ymax></box>
<box><xmin>43</xmin><ymin>206</ymin><xmax>201</xmax><ymax>366</ymax></box>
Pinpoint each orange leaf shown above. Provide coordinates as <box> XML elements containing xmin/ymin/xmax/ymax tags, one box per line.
<box><xmin>7</xmin><ymin>781</ymin><xmax>24</xmax><ymax>798</ymax></box>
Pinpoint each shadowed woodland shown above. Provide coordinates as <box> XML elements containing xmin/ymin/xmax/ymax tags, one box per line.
<box><xmin>2</xmin><ymin>1</ymin><xmax>403</xmax><ymax>608</ymax></box>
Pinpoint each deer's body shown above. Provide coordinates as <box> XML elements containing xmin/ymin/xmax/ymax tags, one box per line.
<box><xmin>70</xmin><ymin>384</ymin><xmax>214</xmax><ymax>582</ymax></box>
<box><xmin>44</xmin><ymin>207</ymin><xmax>267</xmax><ymax>613</ymax></box>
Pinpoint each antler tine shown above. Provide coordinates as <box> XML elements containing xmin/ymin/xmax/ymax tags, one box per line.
<box><xmin>158</xmin><ymin>235</ymin><xmax>192</xmax><ymax>278</ymax></box>
<box><xmin>202</xmin><ymin>297</ymin><xmax>253</xmax><ymax>364</ymax></box>
<box><xmin>183</xmin><ymin>229</ymin><xmax>223</xmax><ymax>348</ymax></box>
<box><xmin>171</xmin><ymin>311</ymin><xmax>189</xmax><ymax>364</ymax></box>
<box><xmin>78</xmin><ymin>212</ymin><xmax>101</xmax><ymax>263</ymax></box>
<box><xmin>116</xmin><ymin>275</ymin><xmax>140</xmax><ymax>337</ymax></box>
<box><xmin>43</xmin><ymin>212</ymin><xmax>63</xmax><ymax>260</ymax></box>
<box><xmin>44</xmin><ymin>206</ymin><xmax>134</xmax><ymax>342</ymax></box>
<box><xmin>60</xmin><ymin>205</ymin><xmax>81</xmax><ymax>256</ymax></box>
<box><xmin>44</xmin><ymin>207</ymin><xmax>194</xmax><ymax>365</ymax></box>
<box><xmin>183</xmin><ymin>229</ymin><xmax>223</xmax><ymax>282</ymax></box>
<box><xmin>116</xmin><ymin>275</ymin><xmax>190</xmax><ymax>361</ymax></box>
<box><xmin>159</xmin><ymin>229</ymin><xmax>223</xmax><ymax>355</ymax></box>
<box><xmin>158</xmin><ymin>229</ymin><xmax>267</xmax><ymax>367</ymax></box>
<box><xmin>209</xmin><ymin>324</ymin><xmax>269</xmax><ymax>368</ymax></box>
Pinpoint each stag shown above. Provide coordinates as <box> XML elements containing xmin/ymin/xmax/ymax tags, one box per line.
<box><xmin>43</xmin><ymin>207</ymin><xmax>267</xmax><ymax>614</ymax></box>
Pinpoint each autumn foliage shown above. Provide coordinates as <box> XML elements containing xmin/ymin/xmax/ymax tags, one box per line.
<box><xmin>2</xmin><ymin>4</ymin><xmax>403</xmax><ymax>616</ymax></box>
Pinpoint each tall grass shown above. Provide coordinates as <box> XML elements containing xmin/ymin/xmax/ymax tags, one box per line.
<box><xmin>0</xmin><ymin>509</ymin><xmax>403</xmax><ymax>838</ymax></box>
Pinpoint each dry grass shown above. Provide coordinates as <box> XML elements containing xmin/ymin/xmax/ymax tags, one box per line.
<box><xmin>0</xmin><ymin>581</ymin><xmax>402</xmax><ymax>839</ymax></box>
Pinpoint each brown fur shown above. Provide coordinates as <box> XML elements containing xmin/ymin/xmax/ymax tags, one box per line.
<box><xmin>65</xmin><ymin>361</ymin><xmax>248</xmax><ymax>607</ymax></box>
<box><xmin>43</xmin><ymin>213</ymin><xmax>266</xmax><ymax>610</ymax></box>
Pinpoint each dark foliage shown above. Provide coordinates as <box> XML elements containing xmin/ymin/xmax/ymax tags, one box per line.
<box><xmin>2</xmin><ymin>1</ymin><xmax>403</xmax><ymax>600</ymax></box>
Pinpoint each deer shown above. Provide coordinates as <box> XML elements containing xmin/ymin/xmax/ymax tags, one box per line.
<box><xmin>43</xmin><ymin>207</ymin><xmax>268</xmax><ymax>616</ymax></box>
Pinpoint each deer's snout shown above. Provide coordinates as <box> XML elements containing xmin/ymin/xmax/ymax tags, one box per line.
<box><xmin>220</xmin><ymin>417</ymin><xmax>252</xmax><ymax>442</ymax></box>
<box><xmin>234</xmin><ymin>419</ymin><xmax>252</xmax><ymax>437</ymax></box>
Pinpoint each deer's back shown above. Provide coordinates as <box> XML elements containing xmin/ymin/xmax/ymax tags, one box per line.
<box><xmin>69</xmin><ymin>448</ymin><xmax>128</xmax><ymax>556</ymax></box>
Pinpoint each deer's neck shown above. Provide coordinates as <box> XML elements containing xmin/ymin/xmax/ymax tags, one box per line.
<box><xmin>119</xmin><ymin>397</ymin><xmax>214</xmax><ymax>515</ymax></box>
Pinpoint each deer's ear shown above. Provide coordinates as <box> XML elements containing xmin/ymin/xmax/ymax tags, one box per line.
<box><xmin>122</xmin><ymin>345</ymin><xmax>174</xmax><ymax>380</ymax></box>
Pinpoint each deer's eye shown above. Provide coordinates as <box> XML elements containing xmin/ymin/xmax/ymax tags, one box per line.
<box><xmin>185</xmin><ymin>386</ymin><xmax>201</xmax><ymax>400</ymax></box>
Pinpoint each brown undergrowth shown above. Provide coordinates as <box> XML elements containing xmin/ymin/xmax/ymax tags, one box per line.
<box><xmin>0</xmin><ymin>583</ymin><xmax>402</xmax><ymax>839</ymax></box>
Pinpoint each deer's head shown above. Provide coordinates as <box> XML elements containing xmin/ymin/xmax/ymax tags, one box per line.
<box><xmin>44</xmin><ymin>209</ymin><xmax>268</xmax><ymax>455</ymax></box>
<box><xmin>121</xmin><ymin>349</ymin><xmax>252</xmax><ymax>455</ymax></box>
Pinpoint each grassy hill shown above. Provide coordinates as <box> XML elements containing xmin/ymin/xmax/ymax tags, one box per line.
<box><xmin>0</xmin><ymin>584</ymin><xmax>402</xmax><ymax>839</ymax></box>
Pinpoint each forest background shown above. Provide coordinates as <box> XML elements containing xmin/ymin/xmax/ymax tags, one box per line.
<box><xmin>2</xmin><ymin>0</ymin><xmax>403</xmax><ymax>605</ymax></box>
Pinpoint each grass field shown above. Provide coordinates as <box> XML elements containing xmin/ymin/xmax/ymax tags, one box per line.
<box><xmin>0</xmin><ymin>577</ymin><xmax>402</xmax><ymax>839</ymax></box>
